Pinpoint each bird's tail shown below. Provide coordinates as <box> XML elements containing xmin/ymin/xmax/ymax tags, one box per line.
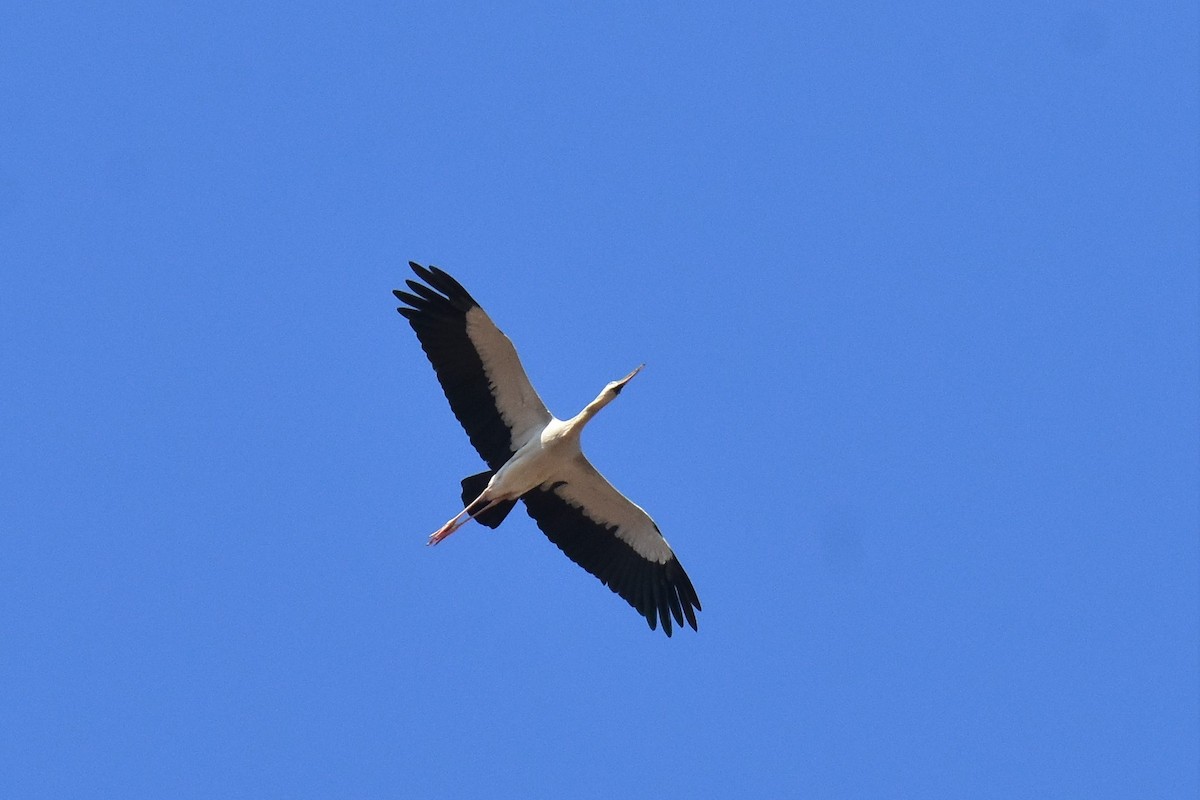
<box><xmin>460</xmin><ymin>470</ymin><xmax>517</xmax><ymax>529</ymax></box>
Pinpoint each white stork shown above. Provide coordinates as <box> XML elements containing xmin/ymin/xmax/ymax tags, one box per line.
<box><xmin>395</xmin><ymin>262</ymin><xmax>701</xmax><ymax>636</ymax></box>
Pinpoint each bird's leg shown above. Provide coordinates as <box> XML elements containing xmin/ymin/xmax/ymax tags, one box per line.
<box><xmin>426</xmin><ymin>497</ymin><xmax>502</xmax><ymax>546</ymax></box>
<box><xmin>427</xmin><ymin>509</ymin><xmax>470</xmax><ymax>546</ymax></box>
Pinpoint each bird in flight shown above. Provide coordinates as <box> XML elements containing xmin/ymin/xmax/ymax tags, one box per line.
<box><xmin>394</xmin><ymin>262</ymin><xmax>701</xmax><ymax>636</ymax></box>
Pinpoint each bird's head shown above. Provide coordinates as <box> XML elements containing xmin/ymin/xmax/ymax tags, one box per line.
<box><xmin>578</xmin><ymin>364</ymin><xmax>645</xmax><ymax>424</ymax></box>
<box><xmin>605</xmin><ymin>364</ymin><xmax>644</xmax><ymax>398</ymax></box>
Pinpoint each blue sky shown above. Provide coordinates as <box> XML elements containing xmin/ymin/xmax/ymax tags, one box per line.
<box><xmin>2</xmin><ymin>3</ymin><xmax>1197</xmax><ymax>797</ymax></box>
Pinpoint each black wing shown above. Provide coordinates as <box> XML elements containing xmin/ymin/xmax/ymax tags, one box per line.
<box><xmin>395</xmin><ymin>262</ymin><xmax>552</xmax><ymax>470</ymax></box>
<box><xmin>522</xmin><ymin>454</ymin><xmax>701</xmax><ymax>636</ymax></box>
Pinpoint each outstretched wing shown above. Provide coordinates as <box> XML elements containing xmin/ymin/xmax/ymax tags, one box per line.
<box><xmin>521</xmin><ymin>454</ymin><xmax>701</xmax><ymax>636</ymax></box>
<box><xmin>395</xmin><ymin>262</ymin><xmax>552</xmax><ymax>470</ymax></box>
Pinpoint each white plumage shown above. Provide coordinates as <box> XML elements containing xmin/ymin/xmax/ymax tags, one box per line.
<box><xmin>395</xmin><ymin>262</ymin><xmax>700</xmax><ymax>636</ymax></box>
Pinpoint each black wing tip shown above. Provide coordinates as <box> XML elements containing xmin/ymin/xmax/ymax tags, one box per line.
<box><xmin>634</xmin><ymin>558</ymin><xmax>701</xmax><ymax>637</ymax></box>
<box><xmin>401</xmin><ymin>261</ymin><xmax>478</xmax><ymax>310</ymax></box>
<box><xmin>621</xmin><ymin>556</ymin><xmax>703</xmax><ymax>637</ymax></box>
<box><xmin>658</xmin><ymin>556</ymin><xmax>700</xmax><ymax>635</ymax></box>
<box><xmin>393</xmin><ymin>290</ymin><xmax>425</xmax><ymax>307</ymax></box>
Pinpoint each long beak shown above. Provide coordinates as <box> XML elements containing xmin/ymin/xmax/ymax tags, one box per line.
<box><xmin>619</xmin><ymin>364</ymin><xmax>645</xmax><ymax>386</ymax></box>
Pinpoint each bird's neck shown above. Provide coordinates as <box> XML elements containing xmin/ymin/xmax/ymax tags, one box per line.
<box><xmin>564</xmin><ymin>391</ymin><xmax>611</xmax><ymax>438</ymax></box>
